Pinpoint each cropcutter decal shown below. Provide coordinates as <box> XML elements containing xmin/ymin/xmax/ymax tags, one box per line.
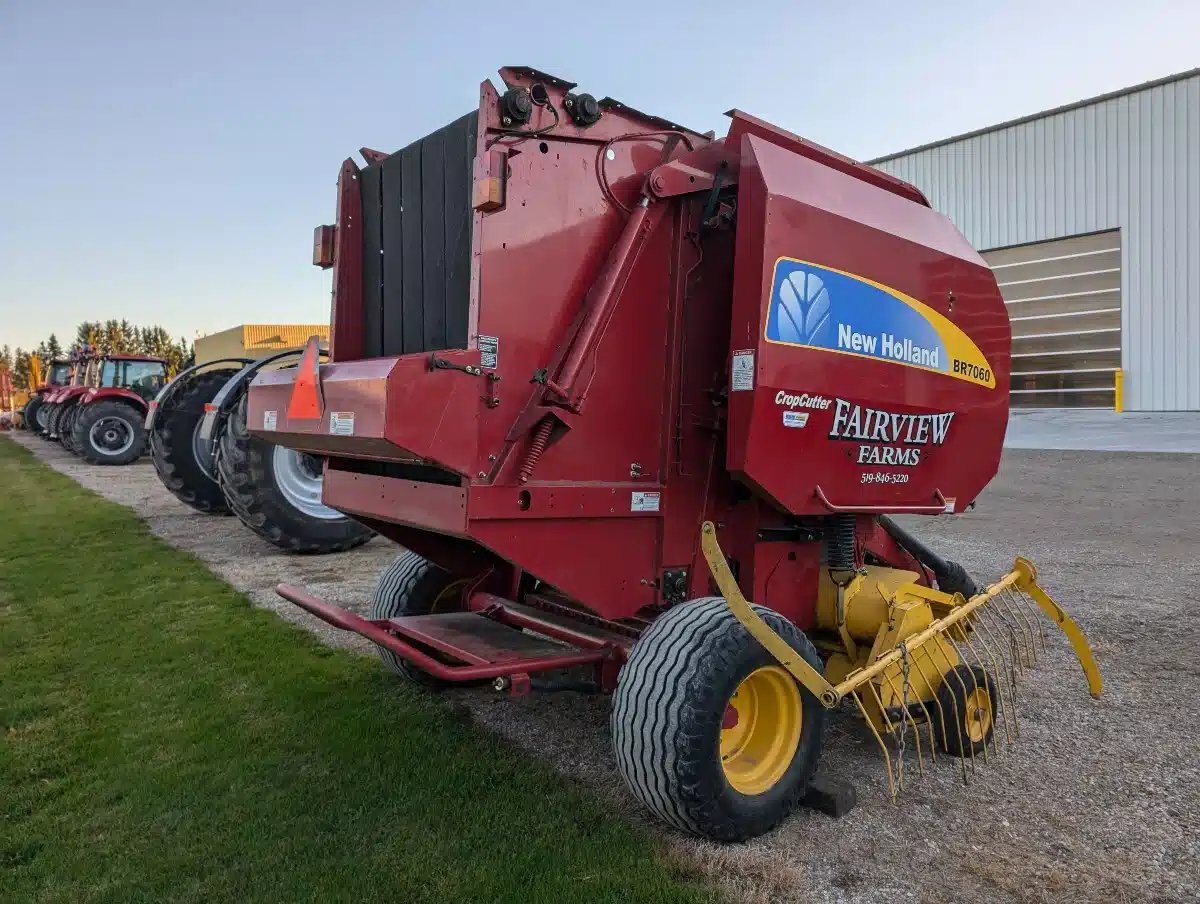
<box><xmin>765</xmin><ymin>259</ymin><xmax>996</xmax><ymax>388</ymax></box>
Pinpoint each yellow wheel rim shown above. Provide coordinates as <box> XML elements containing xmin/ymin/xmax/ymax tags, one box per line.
<box><xmin>719</xmin><ymin>666</ymin><xmax>803</xmax><ymax>795</ymax></box>
<box><xmin>964</xmin><ymin>687</ymin><xmax>993</xmax><ymax>743</ymax></box>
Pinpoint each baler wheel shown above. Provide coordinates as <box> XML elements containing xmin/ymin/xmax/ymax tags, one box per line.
<box><xmin>150</xmin><ymin>368</ymin><xmax>239</xmax><ymax>514</ymax></box>
<box><xmin>611</xmin><ymin>597</ymin><xmax>825</xmax><ymax>841</ymax></box>
<box><xmin>369</xmin><ymin>551</ymin><xmax>465</xmax><ymax>687</ymax></box>
<box><xmin>934</xmin><ymin>664</ymin><xmax>998</xmax><ymax>757</ymax></box>
<box><xmin>216</xmin><ymin>393</ymin><xmax>374</xmax><ymax>554</ymax></box>
<box><xmin>73</xmin><ymin>401</ymin><xmax>147</xmax><ymax>465</ymax></box>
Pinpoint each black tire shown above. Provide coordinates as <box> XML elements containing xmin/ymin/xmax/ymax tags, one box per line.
<box><xmin>22</xmin><ymin>396</ymin><xmax>43</xmax><ymax>433</ymax></box>
<box><xmin>60</xmin><ymin>406</ymin><xmax>82</xmax><ymax>454</ymax></box>
<box><xmin>216</xmin><ymin>392</ymin><xmax>373</xmax><ymax>554</ymax></box>
<box><xmin>72</xmin><ymin>401</ymin><xmax>147</xmax><ymax>465</ymax></box>
<box><xmin>369</xmin><ymin>551</ymin><xmax>463</xmax><ymax>687</ymax></box>
<box><xmin>45</xmin><ymin>404</ymin><xmax>62</xmax><ymax>439</ymax></box>
<box><xmin>150</xmin><ymin>368</ymin><xmax>239</xmax><ymax>514</ymax></box>
<box><xmin>36</xmin><ymin>403</ymin><xmax>56</xmax><ymax>439</ymax></box>
<box><xmin>612</xmin><ymin>598</ymin><xmax>826</xmax><ymax>841</ymax></box>
<box><xmin>934</xmin><ymin>664</ymin><xmax>998</xmax><ymax>757</ymax></box>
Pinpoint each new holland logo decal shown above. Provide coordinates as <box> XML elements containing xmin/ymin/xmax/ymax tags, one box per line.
<box><xmin>764</xmin><ymin>258</ymin><xmax>996</xmax><ymax>388</ymax></box>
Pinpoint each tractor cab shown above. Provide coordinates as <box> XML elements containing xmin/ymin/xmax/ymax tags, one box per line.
<box><xmin>100</xmin><ymin>356</ymin><xmax>168</xmax><ymax>401</ymax></box>
<box><xmin>44</xmin><ymin>361</ymin><xmax>72</xmax><ymax>389</ymax></box>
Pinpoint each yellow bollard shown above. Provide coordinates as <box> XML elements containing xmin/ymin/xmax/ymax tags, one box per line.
<box><xmin>1114</xmin><ymin>369</ymin><xmax>1124</xmax><ymax>413</ymax></box>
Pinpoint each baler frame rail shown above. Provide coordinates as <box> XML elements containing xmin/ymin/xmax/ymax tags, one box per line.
<box><xmin>276</xmin><ymin>584</ymin><xmax>619</xmax><ymax>689</ymax></box>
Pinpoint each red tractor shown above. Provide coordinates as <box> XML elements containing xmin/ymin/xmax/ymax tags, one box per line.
<box><xmin>50</xmin><ymin>353</ymin><xmax>167</xmax><ymax>464</ymax></box>
<box><xmin>21</xmin><ymin>359</ymin><xmax>73</xmax><ymax>433</ymax></box>
<box><xmin>38</xmin><ymin>353</ymin><xmax>92</xmax><ymax>441</ymax></box>
<box><xmin>246</xmin><ymin>67</ymin><xmax>1101</xmax><ymax>842</ymax></box>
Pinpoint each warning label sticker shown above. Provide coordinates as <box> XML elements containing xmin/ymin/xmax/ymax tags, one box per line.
<box><xmin>329</xmin><ymin>412</ymin><xmax>355</xmax><ymax>436</ymax></box>
<box><xmin>782</xmin><ymin>411</ymin><xmax>809</xmax><ymax>429</ymax></box>
<box><xmin>478</xmin><ymin>335</ymin><xmax>499</xmax><ymax>369</ymax></box>
<box><xmin>262</xmin><ymin>410</ymin><xmax>277</xmax><ymax>431</ymax></box>
<box><xmin>631</xmin><ymin>491</ymin><xmax>661</xmax><ymax>513</ymax></box>
<box><xmin>731</xmin><ymin>349</ymin><xmax>755</xmax><ymax>392</ymax></box>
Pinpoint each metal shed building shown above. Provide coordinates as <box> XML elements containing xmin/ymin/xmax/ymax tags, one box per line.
<box><xmin>870</xmin><ymin>68</ymin><xmax>1199</xmax><ymax>411</ymax></box>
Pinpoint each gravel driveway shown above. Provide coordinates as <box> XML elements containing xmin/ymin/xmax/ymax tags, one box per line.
<box><xmin>8</xmin><ymin>430</ymin><xmax>1197</xmax><ymax>903</ymax></box>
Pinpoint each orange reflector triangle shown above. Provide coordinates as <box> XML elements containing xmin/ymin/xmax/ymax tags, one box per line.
<box><xmin>287</xmin><ymin>336</ymin><xmax>324</xmax><ymax>420</ymax></box>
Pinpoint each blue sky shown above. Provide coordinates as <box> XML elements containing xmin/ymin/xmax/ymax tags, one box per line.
<box><xmin>2</xmin><ymin>0</ymin><xmax>1196</xmax><ymax>352</ymax></box>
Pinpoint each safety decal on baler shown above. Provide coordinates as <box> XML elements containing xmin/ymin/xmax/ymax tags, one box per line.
<box><xmin>764</xmin><ymin>258</ymin><xmax>995</xmax><ymax>388</ymax></box>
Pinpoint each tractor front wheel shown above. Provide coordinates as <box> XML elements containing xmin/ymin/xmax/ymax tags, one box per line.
<box><xmin>216</xmin><ymin>393</ymin><xmax>373</xmax><ymax>554</ymax></box>
<box><xmin>22</xmin><ymin>396</ymin><xmax>43</xmax><ymax>433</ymax></box>
<box><xmin>149</xmin><ymin>368</ymin><xmax>239</xmax><ymax>514</ymax></box>
<box><xmin>60</xmin><ymin>407</ymin><xmax>82</xmax><ymax>454</ymax></box>
<box><xmin>73</xmin><ymin>401</ymin><xmax>147</xmax><ymax>465</ymax></box>
<box><xmin>612</xmin><ymin>597</ymin><xmax>825</xmax><ymax>841</ymax></box>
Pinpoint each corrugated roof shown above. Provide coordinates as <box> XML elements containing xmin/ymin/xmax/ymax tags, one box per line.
<box><xmin>868</xmin><ymin>66</ymin><xmax>1200</xmax><ymax>164</ymax></box>
<box><xmin>241</xmin><ymin>324</ymin><xmax>329</xmax><ymax>349</ymax></box>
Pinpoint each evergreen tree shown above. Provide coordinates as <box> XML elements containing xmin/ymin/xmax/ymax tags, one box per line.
<box><xmin>14</xmin><ymin>349</ymin><xmax>32</xmax><ymax>390</ymax></box>
<box><xmin>0</xmin><ymin>345</ymin><xmax>12</xmax><ymax>372</ymax></box>
<box><xmin>45</xmin><ymin>333</ymin><xmax>63</xmax><ymax>360</ymax></box>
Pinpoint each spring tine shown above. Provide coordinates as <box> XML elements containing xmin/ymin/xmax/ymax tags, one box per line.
<box><xmin>967</xmin><ymin>609</ymin><xmax>1015</xmax><ymax>747</ymax></box>
<box><xmin>948</xmin><ymin>636</ymin><xmax>990</xmax><ymax>763</ymax></box>
<box><xmin>990</xmin><ymin>594</ymin><xmax>1031</xmax><ymax>670</ymax></box>
<box><xmin>916</xmin><ymin>645</ymin><xmax>965</xmax><ymax>781</ymax></box>
<box><xmin>1001</xmin><ymin>588</ymin><xmax>1040</xmax><ymax>664</ymax></box>
<box><xmin>851</xmin><ymin>690</ymin><xmax>896</xmax><ymax>801</ymax></box>
<box><xmin>1011</xmin><ymin>587</ymin><xmax>1049</xmax><ymax>654</ymax></box>
<box><xmin>907</xmin><ymin>650</ymin><xmax>942</xmax><ymax>762</ymax></box>
<box><xmin>976</xmin><ymin>607</ymin><xmax>1021</xmax><ymax>739</ymax></box>
<box><xmin>927</xmin><ymin>639</ymin><xmax>976</xmax><ymax>778</ymax></box>
<box><xmin>864</xmin><ymin>680</ymin><xmax>907</xmax><ymax>789</ymax></box>
<box><xmin>881</xmin><ymin>671</ymin><xmax>925</xmax><ymax>776</ymax></box>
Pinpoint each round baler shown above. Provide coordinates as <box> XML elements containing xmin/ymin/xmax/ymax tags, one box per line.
<box><xmin>255</xmin><ymin>67</ymin><xmax>1103</xmax><ymax>843</ymax></box>
<box><xmin>147</xmin><ymin>353</ymin><xmax>373</xmax><ymax>554</ymax></box>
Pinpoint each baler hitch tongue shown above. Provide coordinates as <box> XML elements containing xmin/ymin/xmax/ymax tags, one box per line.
<box><xmin>699</xmin><ymin>522</ymin><xmax>1103</xmax><ymax>798</ymax></box>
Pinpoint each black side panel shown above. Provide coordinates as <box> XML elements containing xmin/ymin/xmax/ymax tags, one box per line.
<box><xmin>360</xmin><ymin>163</ymin><xmax>384</xmax><ymax>358</ymax></box>
<box><xmin>355</xmin><ymin>109</ymin><xmax>477</xmax><ymax>355</ymax></box>
<box><xmin>398</xmin><ymin>142</ymin><xmax>424</xmax><ymax>354</ymax></box>
<box><xmin>381</xmin><ymin>150</ymin><xmax>406</xmax><ymax>356</ymax></box>
<box><xmin>362</xmin><ymin>110</ymin><xmax>476</xmax><ymax>358</ymax></box>
<box><xmin>419</xmin><ymin>130</ymin><xmax>447</xmax><ymax>354</ymax></box>
<box><xmin>442</xmin><ymin>117</ymin><xmax>474</xmax><ymax>350</ymax></box>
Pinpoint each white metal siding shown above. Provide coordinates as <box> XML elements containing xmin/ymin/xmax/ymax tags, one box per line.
<box><xmin>873</xmin><ymin>72</ymin><xmax>1200</xmax><ymax>411</ymax></box>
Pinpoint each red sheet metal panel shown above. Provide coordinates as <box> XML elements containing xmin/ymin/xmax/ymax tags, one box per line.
<box><xmin>727</xmin><ymin>134</ymin><xmax>1010</xmax><ymax>516</ymax></box>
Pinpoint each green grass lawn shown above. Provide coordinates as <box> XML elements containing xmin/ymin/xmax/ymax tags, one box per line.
<box><xmin>0</xmin><ymin>439</ymin><xmax>711</xmax><ymax>903</ymax></box>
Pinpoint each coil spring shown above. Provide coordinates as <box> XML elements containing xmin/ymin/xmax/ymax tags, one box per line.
<box><xmin>518</xmin><ymin>418</ymin><xmax>554</xmax><ymax>484</ymax></box>
<box><xmin>823</xmin><ymin>514</ymin><xmax>856</xmax><ymax>571</ymax></box>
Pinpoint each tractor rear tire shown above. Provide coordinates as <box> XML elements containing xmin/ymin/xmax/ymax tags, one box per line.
<box><xmin>369</xmin><ymin>551</ymin><xmax>463</xmax><ymax>687</ymax></box>
<box><xmin>73</xmin><ymin>401</ymin><xmax>147</xmax><ymax>465</ymax></box>
<box><xmin>934</xmin><ymin>664</ymin><xmax>997</xmax><ymax>757</ymax></box>
<box><xmin>22</xmin><ymin>396</ymin><xmax>43</xmax><ymax>433</ymax></box>
<box><xmin>612</xmin><ymin>597</ymin><xmax>825</xmax><ymax>841</ymax></box>
<box><xmin>216</xmin><ymin>393</ymin><xmax>373</xmax><ymax>554</ymax></box>
<box><xmin>150</xmin><ymin>368</ymin><xmax>239</xmax><ymax>514</ymax></box>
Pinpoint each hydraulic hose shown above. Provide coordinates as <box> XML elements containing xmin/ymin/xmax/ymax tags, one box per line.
<box><xmin>876</xmin><ymin>515</ymin><xmax>979</xmax><ymax>598</ymax></box>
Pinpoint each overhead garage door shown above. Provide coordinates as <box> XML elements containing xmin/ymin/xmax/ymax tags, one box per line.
<box><xmin>983</xmin><ymin>230</ymin><xmax>1121</xmax><ymax>409</ymax></box>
